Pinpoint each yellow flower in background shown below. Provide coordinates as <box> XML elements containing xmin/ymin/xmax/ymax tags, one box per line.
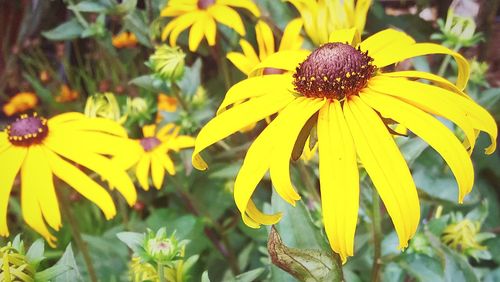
<box><xmin>112</xmin><ymin>32</ymin><xmax>138</xmax><ymax>48</ymax></box>
<box><xmin>227</xmin><ymin>19</ymin><xmax>304</xmax><ymax>76</ymax></box>
<box><xmin>0</xmin><ymin>112</ymin><xmax>138</xmax><ymax>246</ymax></box>
<box><xmin>160</xmin><ymin>0</ymin><xmax>260</xmax><ymax>52</ymax></box>
<box><xmin>114</xmin><ymin>124</ymin><xmax>194</xmax><ymax>190</ymax></box>
<box><xmin>192</xmin><ymin>28</ymin><xmax>497</xmax><ymax>262</ymax></box>
<box><xmin>2</xmin><ymin>92</ymin><xmax>38</xmax><ymax>117</ymax></box>
<box><xmin>288</xmin><ymin>0</ymin><xmax>372</xmax><ymax>45</ymax></box>
<box><xmin>56</xmin><ymin>85</ymin><xmax>79</xmax><ymax>103</ymax></box>
<box><xmin>442</xmin><ymin>219</ymin><xmax>485</xmax><ymax>252</ymax></box>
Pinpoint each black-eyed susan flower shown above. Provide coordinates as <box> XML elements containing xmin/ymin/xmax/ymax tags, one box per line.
<box><xmin>2</xmin><ymin>92</ymin><xmax>38</xmax><ymax>117</ymax></box>
<box><xmin>114</xmin><ymin>124</ymin><xmax>194</xmax><ymax>190</ymax></box>
<box><xmin>160</xmin><ymin>0</ymin><xmax>260</xmax><ymax>52</ymax></box>
<box><xmin>227</xmin><ymin>19</ymin><xmax>303</xmax><ymax>76</ymax></box>
<box><xmin>0</xmin><ymin>112</ymin><xmax>138</xmax><ymax>246</ymax></box>
<box><xmin>192</xmin><ymin>28</ymin><xmax>497</xmax><ymax>262</ymax></box>
<box><xmin>288</xmin><ymin>0</ymin><xmax>372</xmax><ymax>45</ymax></box>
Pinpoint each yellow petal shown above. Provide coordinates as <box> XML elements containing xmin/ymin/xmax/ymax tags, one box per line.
<box><xmin>165</xmin><ymin>12</ymin><xmax>200</xmax><ymax>45</ymax></box>
<box><xmin>246</xmin><ymin>200</ymin><xmax>281</xmax><ymax>225</ymax></box>
<box><xmin>208</xmin><ymin>5</ymin><xmax>245</xmax><ymax>35</ymax></box>
<box><xmin>328</xmin><ymin>27</ymin><xmax>360</xmax><ymax>46</ymax></box>
<box><xmin>372</xmin><ymin>43</ymin><xmax>469</xmax><ymax>90</ymax></box>
<box><xmin>369</xmin><ymin>76</ymin><xmax>497</xmax><ymax>154</ymax></box>
<box><xmin>279</xmin><ymin>18</ymin><xmax>304</xmax><ymax>51</ymax></box>
<box><xmin>381</xmin><ymin>71</ymin><xmax>466</xmax><ymax>97</ymax></box>
<box><xmin>359</xmin><ymin>29</ymin><xmax>415</xmax><ymax>58</ymax></box>
<box><xmin>256</xmin><ymin>20</ymin><xmax>275</xmax><ymax>60</ymax></box>
<box><xmin>188</xmin><ymin>14</ymin><xmax>207</xmax><ymax>52</ymax></box>
<box><xmin>52</xmin><ymin>116</ymin><xmax>127</xmax><ymax>137</ymax></box>
<box><xmin>45</xmin><ymin>147</ymin><xmax>116</xmax><ymax>219</ymax></box>
<box><xmin>360</xmin><ymin>90</ymin><xmax>475</xmax><ymax>202</ymax></box>
<box><xmin>270</xmin><ymin>97</ymin><xmax>325</xmax><ymax>205</ymax></box>
<box><xmin>0</xmin><ymin>132</ymin><xmax>9</xmax><ymax>154</ymax></box>
<box><xmin>240</xmin><ymin>39</ymin><xmax>260</xmax><ymax>65</ymax></box>
<box><xmin>217</xmin><ymin>74</ymin><xmax>294</xmax><ymax>114</ymax></box>
<box><xmin>343</xmin><ymin>96</ymin><xmax>420</xmax><ymax>249</ymax></box>
<box><xmin>0</xmin><ymin>146</ymin><xmax>26</xmax><ymax>236</ymax></box>
<box><xmin>249</xmin><ymin>50</ymin><xmax>311</xmax><ymax>76</ymax></box>
<box><xmin>354</xmin><ymin>0</ymin><xmax>372</xmax><ymax>33</ymax></box>
<box><xmin>193</xmin><ymin>93</ymin><xmax>296</xmax><ymax>170</ymax></box>
<box><xmin>135</xmin><ymin>154</ymin><xmax>151</xmax><ymax>191</ymax></box>
<box><xmin>156</xmin><ymin>124</ymin><xmax>176</xmax><ymax>139</ymax></box>
<box><xmin>219</xmin><ymin>0</ymin><xmax>260</xmax><ymax>16</ymax></box>
<box><xmin>47</xmin><ymin>112</ymin><xmax>85</xmax><ymax>128</ymax></box>
<box><xmin>142</xmin><ymin>124</ymin><xmax>157</xmax><ymax>138</ymax></box>
<box><xmin>171</xmin><ymin>135</ymin><xmax>195</xmax><ymax>150</ymax></box>
<box><xmin>287</xmin><ymin>0</ymin><xmax>320</xmax><ymax>45</ymax></box>
<box><xmin>204</xmin><ymin>16</ymin><xmax>217</xmax><ymax>46</ymax></box>
<box><xmin>151</xmin><ymin>153</ymin><xmax>165</xmax><ymax>190</ymax></box>
<box><xmin>227</xmin><ymin>52</ymin><xmax>255</xmax><ymax>75</ymax></box>
<box><xmin>160</xmin><ymin>3</ymin><xmax>196</xmax><ymax>17</ymax></box>
<box><xmin>317</xmin><ymin>100</ymin><xmax>359</xmax><ymax>263</ymax></box>
<box><xmin>162</xmin><ymin>153</ymin><xmax>176</xmax><ymax>175</ymax></box>
<box><xmin>27</xmin><ymin>146</ymin><xmax>61</xmax><ymax>231</ymax></box>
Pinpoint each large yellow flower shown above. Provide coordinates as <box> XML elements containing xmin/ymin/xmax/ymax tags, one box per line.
<box><xmin>192</xmin><ymin>28</ymin><xmax>497</xmax><ymax>262</ymax></box>
<box><xmin>288</xmin><ymin>0</ymin><xmax>372</xmax><ymax>45</ymax></box>
<box><xmin>0</xmin><ymin>112</ymin><xmax>138</xmax><ymax>245</ymax></box>
<box><xmin>227</xmin><ymin>19</ymin><xmax>303</xmax><ymax>76</ymax></box>
<box><xmin>114</xmin><ymin>124</ymin><xmax>194</xmax><ymax>190</ymax></box>
<box><xmin>161</xmin><ymin>0</ymin><xmax>260</xmax><ymax>52</ymax></box>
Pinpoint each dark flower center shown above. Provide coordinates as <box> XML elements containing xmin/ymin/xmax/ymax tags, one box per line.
<box><xmin>140</xmin><ymin>137</ymin><xmax>161</xmax><ymax>152</ymax></box>
<box><xmin>197</xmin><ymin>0</ymin><xmax>215</xmax><ymax>9</ymax></box>
<box><xmin>7</xmin><ymin>113</ymin><xmax>49</xmax><ymax>146</ymax></box>
<box><xmin>293</xmin><ymin>43</ymin><xmax>376</xmax><ymax>100</ymax></box>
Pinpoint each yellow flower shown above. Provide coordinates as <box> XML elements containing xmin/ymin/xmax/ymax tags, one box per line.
<box><xmin>56</xmin><ymin>85</ymin><xmax>79</xmax><ymax>103</ymax></box>
<box><xmin>115</xmin><ymin>124</ymin><xmax>194</xmax><ymax>190</ymax></box>
<box><xmin>192</xmin><ymin>28</ymin><xmax>497</xmax><ymax>262</ymax></box>
<box><xmin>442</xmin><ymin>219</ymin><xmax>485</xmax><ymax>252</ymax></box>
<box><xmin>227</xmin><ymin>19</ymin><xmax>304</xmax><ymax>76</ymax></box>
<box><xmin>0</xmin><ymin>112</ymin><xmax>138</xmax><ymax>246</ymax></box>
<box><xmin>160</xmin><ymin>0</ymin><xmax>260</xmax><ymax>52</ymax></box>
<box><xmin>2</xmin><ymin>92</ymin><xmax>38</xmax><ymax>117</ymax></box>
<box><xmin>288</xmin><ymin>0</ymin><xmax>372</xmax><ymax>45</ymax></box>
<box><xmin>112</xmin><ymin>32</ymin><xmax>138</xmax><ymax>48</ymax></box>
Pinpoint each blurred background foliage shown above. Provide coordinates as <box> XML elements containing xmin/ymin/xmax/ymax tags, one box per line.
<box><xmin>0</xmin><ymin>0</ymin><xmax>500</xmax><ymax>281</ymax></box>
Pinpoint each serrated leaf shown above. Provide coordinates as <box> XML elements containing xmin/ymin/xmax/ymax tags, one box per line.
<box><xmin>42</xmin><ymin>18</ymin><xmax>84</xmax><ymax>40</ymax></box>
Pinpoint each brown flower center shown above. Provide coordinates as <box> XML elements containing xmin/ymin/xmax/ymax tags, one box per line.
<box><xmin>293</xmin><ymin>43</ymin><xmax>376</xmax><ymax>100</ymax></box>
<box><xmin>197</xmin><ymin>0</ymin><xmax>215</xmax><ymax>9</ymax></box>
<box><xmin>140</xmin><ymin>137</ymin><xmax>161</xmax><ymax>152</ymax></box>
<box><xmin>7</xmin><ymin>113</ymin><xmax>48</xmax><ymax>146</ymax></box>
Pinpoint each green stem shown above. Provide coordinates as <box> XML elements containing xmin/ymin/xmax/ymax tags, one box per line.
<box><xmin>66</xmin><ymin>0</ymin><xmax>89</xmax><ymax>28</ymax></box>
<box><xmin>157</xmin><ymin>263</ymin><xmax>166</xmax><ymax>282</ymax></box>
<box><xmin>58</xmin><ymin>191</ymin><xmax>98</xmax><ymax>282</ymax></box>
<box><xmin>171</xmin><ymin>83</ymin><xmax>190</xmax><ymax>113</ymax></box>
<box><xmin>297</xmin><ymin>161</ymin><xmax>320</xmax><ymax>204</ymax></box>
<box><xmin>371</xmin><ymin>189</ymin><xmax>382</xmax><ymax>282</ymax></box>
<box><xmin>437</xmin><ymin>44</ymin><xmax>462</xmax><ymax>77</ymax></box>
<box><xmin>210</xmin><ymin>44</ymin><xmax>232</xmax><ymax>90</ymax></box>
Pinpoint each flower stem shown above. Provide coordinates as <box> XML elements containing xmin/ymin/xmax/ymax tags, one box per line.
<box><xmin>297</xmin><ymin>161</ymin><xmax>321</xmax><ymax>204</ymax></box>
<box><xmin>371</xmin><ymin>189</ymin><xmax>382</xmax><ymax>282</ymax></box>
<box><xmin>58</xmin><ymin>191</ymin><xmax>98</xmax><ymax>282</ymax></box>
<box><xmin>171</xmin><ymin>83</ymin><xmax>190</xmax><ymax>113</ymax></box>
<box><xmin>157</xmin><ymin>263</ymin><xmax>166</xmax><ymax>282</ymax></box>
<box><xmin>437</xmin><ymin>44</ymin><xmax>462</xmax><ymax>77</ymax></box>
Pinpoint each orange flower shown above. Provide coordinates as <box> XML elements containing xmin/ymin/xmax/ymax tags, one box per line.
<box><xmin>56</xmin><ymin>85</ymin><xmax>79</xmax><ymax>103</ymax></box>
<box><xmin>112</xmin><ymin>32</ymin><xmax>138</xmax><ymax>48</ymax></box>
<box><xmin>156</xmin><ymin>94</ymin><xmax>178</xmax><ymax>123</ymax></box>
<box><xmin>2</xmin><ymin>92</ymin><xmax>38</xmax><ymax>116</ymax></box>
<box><xmin>39</xmin><ymin>71</ymin><xmax>50</xmax><ymax>83</ymax></box>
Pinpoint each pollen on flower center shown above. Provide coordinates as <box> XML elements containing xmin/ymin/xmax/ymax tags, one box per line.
<box><xmin>7</xmin><ymin>113</ymin><xmax>48</xmax><ymax>146</ymax></box>
<box><xmin>140</xmin><ymin>137</ymin><xmax>161</xmax><ymax>152</ymax></box>
<box><xmin>197</xmin><ymin>0</ymin><xmax>215</xmax><ymax>9</ymax></box>
<box><xmin>293</xmin><ymin>42</ymin><xmax>377</xmax><ymax>100</ymax></box>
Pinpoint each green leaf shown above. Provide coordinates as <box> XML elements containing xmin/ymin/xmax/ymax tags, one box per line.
<box><xmin>397</xmin><ymin>254</ymin><xmax>444</xmax><ymax>282</ymax></box>
<box><xmin>201</xmin><ymin>271</ymin><xmax>211</xmax><ymax>282</ymax></box>
<box><xmin>53</xmin><ymin>243</ymin><xmax>83</xmax><ymax>282</ymax></box>
<box><xmin>42</xmin><ymin>18</ymin><xmax>84</xmax><ymax>40</ymax></box>
<box><xmin>69</xmin><ymin>1</ymin><xmax>109</xmax><ymax>13</ymax></box>
<box><xmin>235</xmin><ymin>268</ymin><xmax>266</xmax><ymax>282</ymax></box>
<box><xmin>116</xmin><ymin>231</ymin><xmax>145</xmax><ymax>253</ymax></box>
<box><xmin>178</xmin><ymin>58</ymin><xmax>202</xmax><ymax>97</ymax></box>
<box><xmin>25</xmin><ymin>239</ymin><xmax>45</xmax><ymax>268</ymax></box>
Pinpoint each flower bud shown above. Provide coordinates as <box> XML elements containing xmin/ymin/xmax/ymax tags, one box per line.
<box><xmin>144</xmin><ymin>228</ymin><xmax>185</xmax><ymax>264</ymax></box>
<box><xmin>84</xmin><ymin>92</ymin><xmax>124</xmax><ymax>123</ymax></box>
<box><xmin>148</xmin><ymin>45</ymin><xmax>186</xmax><ymax>81</ymax></box>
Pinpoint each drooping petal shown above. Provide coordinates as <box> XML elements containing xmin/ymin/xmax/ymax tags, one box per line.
<box><xmin>381</xmin><ymin>71</ymin><xmax>465</xmax><ymax>97</ymax></box>
<box><xmin>160</xmin><ymin>2</ymin><xmax>197</xmax><ymax>17</ymax></box>
<box><xmin>0</xmin><ymin>132</ymin><xmax>10</xmax><ymax>154</ymax></box>
<box><xmin>249</xmin><ymin>50</ymin><xmax>311</xmax><ymax>76</ymax></box>
<box><xmin>217</xmin><ymin>74</ymin><xmax>294</xmax><ymax>114</ymax></box>
<box><xmin>45</xmin><ymin>147</ymin><xmax>116</xmax><ymax>219</ymax></box>
<box><xmin>359</xmin><ymin>29</ymin><xmax>415</xmax><ymax>57</ymax></box>
<box><xmin>270</xmin><ymin>97</ymin><xmax>325</xmax><ymax>205</ymax></box>
<box><xmin>151</xmin><ymin>153</ymin><xmax>165</xmax><ymax>190</ymax></box>
<box><xmin>317</xmin><ymin>100</ymin><xmax>359</xmax><ymax>263</ymax></box>
<box><xmin>255</xmin><ymin>20</ymin><xmax>275</xmax><ymax>60</ymax></box>
<box><xmin>51</xmin><ymin>117</ymin><xmax>127</xmax><ymax>137</ymax></box>
<box><xmin>162</xmin><ymin>12</ymin><xmax>200</xmax><ymax>43</ymax></box>
<box><xmin>279</xmin><ymin>18</ymin><xmax>304</xmax><ymax>51</ymax></box>
<box><xmin>328</xmin><ymin>27</ymin><xmax>360</xmax><ymax>46</ymax></box>
<box><xmin>204</xmin><ymin>16</ymin><xmax>217</xmax><ymax>46</ymax></box>
<box><xmin>170</xmin><ymin>136</ymin><xmax>195</xmax><ymax>150</ymax></box>
<box><xmin>188</xmin><ymin>14</ymin><xmax>207</xmax><ymax>52</ymax></box>
<box><xmin>0</xmin><ymin>146</ymin><xmax>26</xmax><ymax>236</ymax></box>
<box><xmin>227</xmin><ymin>52</ymin><xmax>255</xmax><ymax>75</ymax></box>
<box><xmin>344</xmin><ymin>96</ymin><xmax>420</xmax><ymax>249</ymax></box>
<box><xmin>372</xmin><ymin>43</ymin><xmax>469</xmax><ymax>90</ymax></box>
<box><xmin>135</xmin><ymin>154</ymin><xmax>151</xmax><ymax>190</ymax></box>
<box><xmin>208</xmin><ymin>5</ymin><xmax>245</xmax><ymax>35</ymax></box>
<box><xmin>354</xmin><ymin>0</ymin><xmax>372</xmax><ymax>34</ymax></box>
<box><xmin>369</xmin><ymin>76</ymin><xmax>497</xmax><ymax>154</ymax></box>
<box><xmin>47</xmin><ymin>112</ymin><xmax>85</xmax><ymax>128</ymax></box>
<box><xmin>218</xmin><ymin>0</ymin><xmax>261</xmax><ymax>16</ymax></box>
<box><xmin>27</xmin><ymin>146</ymin><xmax>61</xmax><ymax>231</ymax></box>
<box><xmin>162</xmin><ymin>153</ymin><xmax>176</xmax><ymax>175</ymax></box>
<box><xmin>360</xmin><ymin>91</ymin><xmax>475</xmax><ymax>202</ymax></box>
<box><xmin>193</xmin><ymin>93</ymin><xmax>296</xmax><ymax>170</ymax></box>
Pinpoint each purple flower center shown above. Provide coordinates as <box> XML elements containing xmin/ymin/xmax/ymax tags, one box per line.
<box><xmin>7</xmin><ymin>113</ymin><xmax>49</xmax><ymax>146</ymax></box>
<box><xmin>197</xmin><ymin>0</ymin><xmax>215</xmax><ymax>9</ymax></box>
<box><xmin>293</xmin><ymin>43</ymin><xmax>376</xmax><ymax>100</ymax></box>
<box><xmin>140</xmin><ymin>137</ymin><xmax>161</xmax><ymax>152</ymax></box>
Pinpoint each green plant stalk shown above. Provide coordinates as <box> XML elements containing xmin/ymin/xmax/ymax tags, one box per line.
<box><xmin>158</xmin><ymin>263</ymin><xmax>166</xmax><ymax>282</ymax></box>
<box><xmin>297</xmin><ymin>161</ymin><xmax>321</xmax><ymax>204</ymax></box>
<box><xmin>58</xmin><ymin>190</ymin><xmax>98</xmax><ymax>282</ymax></box>
<box><xmin>210</xmin><ymin>43</ymin><xmax>232</xmax><ymax>90</ymax></box>
<box><xmin>437</xmin><ymin>44</ymin><xmax>462</xmax><ymax>77</ymax></box>
<box><xmin>171</xmin><ymin>83</ymin><xmax>190</xmax><ymax>113</ymax></box>
<box><xmin>371</xmin><ymin>189</ymin><xmax>382</xmax><ymax>282</ymax></box>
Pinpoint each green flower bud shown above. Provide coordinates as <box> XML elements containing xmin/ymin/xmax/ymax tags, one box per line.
<box><xmin>149</xmin><ymin>45</ymin><xmax>186</xmax><ymax>81</ymax></box>
<box><xmin>144</xmin><ymin>228</ymin><xmax>186</xmax><ymax>265</ymax></box>
<box><xmin>0</xmin><ymin>243</ymin><xmax>36</xmax><ymax>281</ymax></box>
<box><xmin>431</xmin><ymin>8</ymin><xmax>483</xmax><ymax>47</ymax></box>
<box><xmin>126</xmin><ymin>97</ymin><xmax>149</xmax><ymax>118</ymax></box>
<box><xmin>84</xmin><ymin>92</ymin><xmax>125</xmax><ymax>123</ymax></box>
<box><xmin>469</xmin><ymin>59</ymin><xmax>489</xmax><ymax>87</ymax></box>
